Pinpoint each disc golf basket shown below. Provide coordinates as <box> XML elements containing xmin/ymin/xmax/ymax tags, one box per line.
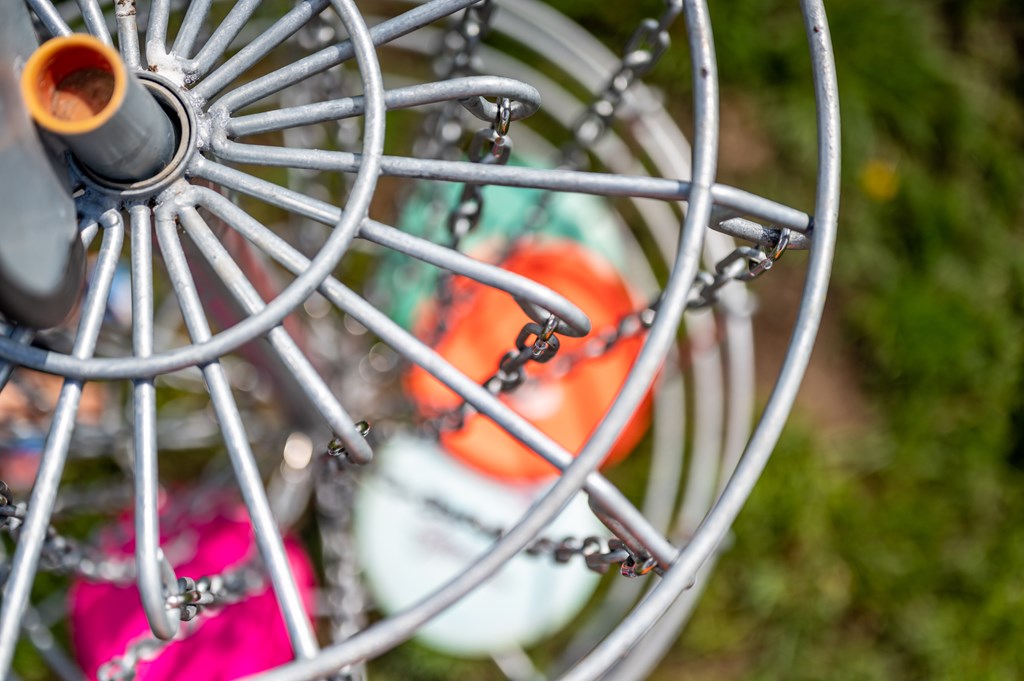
<box><xmin>0</xmin><ymin>0</ymin><xmax>839</xmax><ymax>679</ymax></box>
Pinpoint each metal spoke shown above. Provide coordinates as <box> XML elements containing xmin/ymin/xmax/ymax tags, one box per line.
<box><xmin>712</xmin><ymin>217</ymin><xmax>810</xmax><ymax>250</ymax></box>
<box><xmin>170</xmin><ymin>0</ymin><xmax>214</xmax><ymax>58</ymax></box>
<box><xmin>0</xmin><ymin>211</ymin><xmax>124</xmax><ymax>678</ymax></box>
<box><xmin>187</xmin><ymin>168</ymin><xmax>590</xmax><ymax>335</ymax></box>
<box><xmin>146</xmin><ymin>0</ymin><xmax>172</xmax><ymax>65</ymax></box>
<box><xmin>194</xmin><ymin>0</ymin><xmax>330</xmax><ymax>98</ymax></box>
<box><xmin>188</xmin><ymin>0</ymin><xmax>264</xmax><ymax>80</ymax></box>
<box><xmin>210</xmin><ymin>0</ymin><xmax>481</xmax><ymax>111</ymax></box>
<box><xmin>176</xmin><ymin>204</ymin><xmax>373</xmax><ymax>464</ymax></box>
<box><xmin>129</xmin><ymin>205</ymin><xmax>179</xmax><ymax>641</ymax></box>
<box><xmin>75</xmin><ymin>0</ymin><xmax>113</xmax><ymax>45</ymax></box>
<box><xmin>227</xmin><ymin>76</ymin><xmax>541</xmax><ymax>137</ymax></box>
<box><xmin>115</xmin><ymin>0</ymin><xmax>143</xmax><ymax>69</ymax></box>
<box><xmin>153</xmin><ymin>203</ymin><xmax>320</xmax><ymax>660</ymax></box>
<box><xmin>210</xmin><ymin>138</ymin><xmax>812</xmax><ymax>232</ymax></box>
<box><xmin>25</xmin><ymin>0</ymin><xmax>71</xmax><ymax>36</ymax></box>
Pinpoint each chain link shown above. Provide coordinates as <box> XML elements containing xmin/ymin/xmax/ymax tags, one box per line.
<box><xmin>427</xmin><ymin>315</ymin><xmax>561</xmax><ymax>434</ymax></box>
<box><xmin>548</xmin><ymin>301</ymin><xmax>659</xmax><ymax>379</ymax></box>
<box><xmin>166</xmin><ymin>563</ymin><xmax>266</xmax><ymax>622</ymax></box>
<box><xmin>688</xmin><ymin>227</ymin><xmax>790</xmax><ymax>309</ymax></box>
<box><xmin>97</xmin><ymin>556</ymin><xmax>268</xmax><ymax>680</ymax></box>
<box><xmin>326</xmin><ymin>420</ymin><xmax>372</xmax><ymax>461</ymax></box>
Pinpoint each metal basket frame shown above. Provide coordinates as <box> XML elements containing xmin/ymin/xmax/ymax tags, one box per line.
<box><xmin>0</xmin><ymin>0</ymin><xmax>839</xmax><ymax>678</ymax></box>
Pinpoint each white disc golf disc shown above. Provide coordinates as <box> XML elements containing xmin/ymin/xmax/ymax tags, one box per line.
<box><xmin>354</xmin><ymin>435</ymin><xmax>605</xmax><ymax>657</ymax></box>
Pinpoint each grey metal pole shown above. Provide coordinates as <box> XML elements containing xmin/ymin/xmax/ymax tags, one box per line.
<box><xmin>0</xmin><ymin>0</ymin><xmax>82</xmax><ymax>329</ymax></box>
<box><xmin>21</xmin><ymin>33</ymin><xmax>175</xmax><ymax>182</ymax></box>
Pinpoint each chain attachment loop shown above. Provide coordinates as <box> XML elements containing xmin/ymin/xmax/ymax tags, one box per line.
<box><xmin>326</xmin><ymin>421</ymin><xmax>372</xmax><ymax>459</ymax></box>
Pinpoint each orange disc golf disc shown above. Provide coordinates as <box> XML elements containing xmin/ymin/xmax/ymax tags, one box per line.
<box><xmin>405</xmin><ymin>239</ymin><xmax>653</xmax><ymax>483</ymax></box>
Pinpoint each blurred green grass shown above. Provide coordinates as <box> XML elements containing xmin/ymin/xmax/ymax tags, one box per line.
<box><xmin>546</xmin><ymin>0</ymin><xmax>1024</xmax><ymax>678</ymax></box>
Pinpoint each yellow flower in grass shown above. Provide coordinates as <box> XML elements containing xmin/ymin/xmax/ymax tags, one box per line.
<box><xmin>860</xmin><ymin>159</ymin><xmax>900</xmax><ymax>202</ymax></box>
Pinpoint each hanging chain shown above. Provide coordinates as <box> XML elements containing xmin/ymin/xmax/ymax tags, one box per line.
<box><xmin>315</xmin><ymin>458</ymin><xmax>369</xmax><ymax>681</ymax></box>
<box><xmin>320</xmin><ymin>422</ymin><xmax>374</xmax><ymax>681</ymax></box>
<box><xmin>375</xmin><ymin>474</ymin><xmax>652</xmax><ymax>578</ymax></box>
<box><xmin>426</xmin><ymin>97</ymin><xmax>515</xmax><ymax>346</ymax></box>
<box><xmin>419</xmin><ymin>224</ymin><xmax>791</xmax><ymax>431</ymax></box>
<box><xmin>426</xmin><ymin>315</ymin><xmax>561</xmax><ymax>434</ymax></box>
<box><xmin>565</xmin><ymin>0</ymin><xmax>683</xmax><ymax>159</ymax></box>
<box><xmin>413</xmin><ymin>2</ymin><xmax>513</xmax><ymax>345</ymax></box>
<box><xmin>97</xmin><ymin>549</ymin><xmax>269</xmax><ymax>680</ymax></box>
<box><xmin>166</xmin><ymin>562</ymin><xmax>266</xmax><ymax>622</ymax></box>
<box><xmin>326</xmin><ymin>424</ymin><xmax>652</xmax><ymax>576</ymax></box>
<box><xmin>96</xmin><ymin>560</ymin><xmax>266</xmax><ymax>681</ymax></box>
<box><xmin>519</xmin><ymin>0</ymin><xmax>684</xmax><ymax>239</ymax></box>
<box><xmin>0</xmin><ymin>482</ymin><xmax>135</xmax><ymax>584</ymax></box>
<box><xmin>548</xmin><ymin>301</ymin><xmax>659</xmax><ymax>379</ymax></box>
<box><xmin>446</xmin><ymin>99</ymin><xmax>513</xmax><ymax>250</ymax></box>
<box><xmin>415</xmin><ymin>0</ymin><xmax>497</xmax><ymax>162</ymax></box>
<box><xmin>688</xmin><ymin>227</ymin><xmax>791</xmax><ymax>309</ymax></box>
<box><xmin>97</xmin><ymin>635</ymin><xmax>172</xmax><ymax>681</ymax></box>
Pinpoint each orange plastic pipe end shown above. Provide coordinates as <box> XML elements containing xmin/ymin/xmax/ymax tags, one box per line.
<box><xmin>21</xmin><ymin>34</ymin><xmax>127</xmax><ymax>136</ymax></box>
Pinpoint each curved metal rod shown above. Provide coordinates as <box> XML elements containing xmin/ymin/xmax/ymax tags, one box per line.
<box><xmin>209</xmin><ymin>0</ymin><xmax>482</xmax><ymax>110</ymax></box>
<box><xmin>0</xmin><ymin>211</ymin><xmax>124</xmax><ymax>678</ymax></box>
<box><xmin>188</xmin><ymin>165</ymin><xmax>592</xmax><ymax>337</ymax></box>
<box><xmin>486</xmin><ymin>0</ymin><xmax>735</xmax><ymax>653</ymax></box>
<box><xmin>559</xmin><ymin>0</ymin><xmax>840</xmax><ymax>676</ymax></box>
<box><xmin>227</xmin><ymin>76</ymin><xmax>542</xmax><ymax>137</ymax></box>
<box><xmin>130</xmin><ymin>205</ymin><xmax>180</xmax><ymax>640</ymax></box>
<box><xmin>0</xmin><ymin>0</ymin><xmax>387</xmax><ymax>381</ymax></box>
<box><xmin>115</xmin><ymin>0</ymin><xmax>143</xmax><ymax>70</ymax></box>
<box><xmin>176</xmin><ymin>203</ymin><xmax>374</xmax><ymax>463</ymax></box>
<box><xmin>153</xmin><ymin>201</ymin><xmax>320</xmax><ymax>660</ymax></box>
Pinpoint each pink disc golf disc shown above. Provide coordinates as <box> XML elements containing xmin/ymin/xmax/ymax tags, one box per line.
<box><xmin>69</xmin><ymin>496</ymin><xmax>316</xmax><ymax>681</ymax></box>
